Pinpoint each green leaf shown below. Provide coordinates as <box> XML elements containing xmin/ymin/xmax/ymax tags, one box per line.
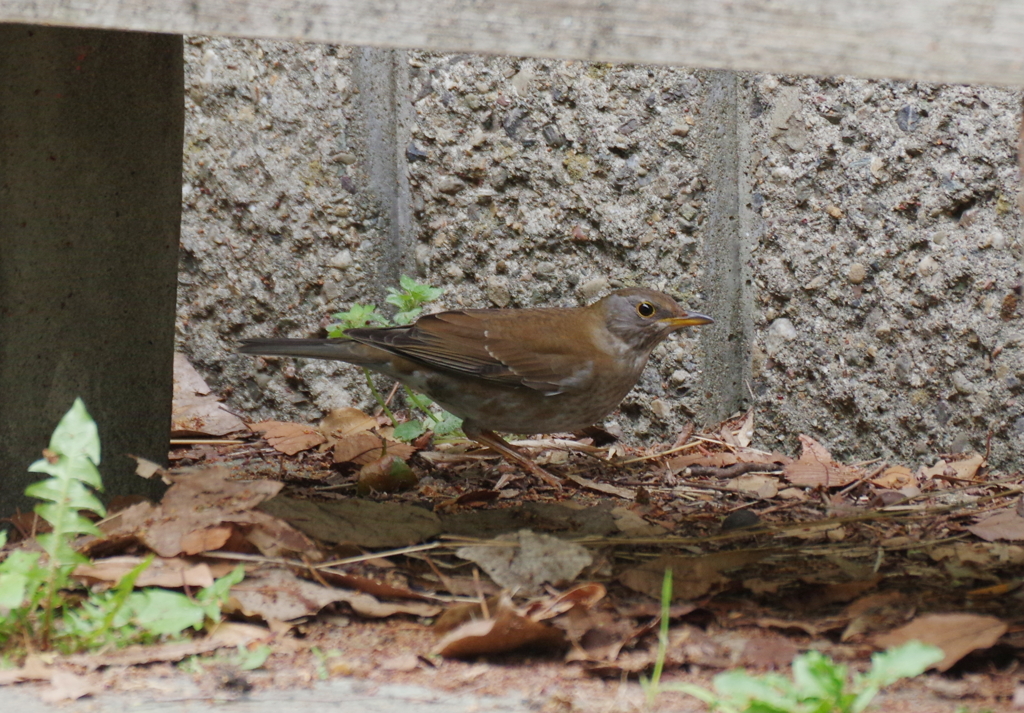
<box><xmin>392</xmin><ymin>420</ymin><xmax>426</xmax><ymax>442</ymax></box>
<box><xmin>131</xmin><ymin>589</ymin><xmax>205</xmax><ymax>636</ymax></box>
<box><xmin>330</xmin><ymin>303</ymin><xmax>388</xmax><ymax>333</ymax></box>
<box><xmin>48</xmin><ymin>398</ymin><xmax>101</xmax><ymax>466</ymax></box>
<box><xmin>237</xmin><ymin>644</ymin><xmax>273</xmax><ymax>670</ymax></box>
<box><xmin>0</xmin><ymin>550</ymin><xmax>43</xmax><ymax>609</ymax></box>
<box><xmin>428</xmin><ymin>410</ymin><xmax>464</xmax><ymax>438</ymax></box>
<box><xmin>861</xmin><ymin>641</ymin><xmax>945</xmax><ymax>688</ymax></box>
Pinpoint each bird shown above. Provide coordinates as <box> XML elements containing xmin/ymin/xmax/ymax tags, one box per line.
<box><xmin>239</xmin><ymin>288</ymin><xmax>712</xmax><ymax>487</ymax></box>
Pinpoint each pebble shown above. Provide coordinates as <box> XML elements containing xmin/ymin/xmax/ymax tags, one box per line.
<box><xmin>917</xmin><ymin>255</ymin><xmax>939</xmax><ymax>277</ymax></box>
<box><xmin>579</xmin><ymin>276</ymin><xmax>610</xmax><ymax>301</ymax></box>
<box><xmin>670</xmin><ymin>369</ymin><xmax>692</xmax><ymax>385</ymax></box>
<box><xmin>330</xmin><ymin>249</ymin><xmax>353</xmax><ymax>269</ymax></box>
<box><xmin>486</xmin><ymin>276</ymin><xmax>511</xmax><ymax>307</ymax></box>
<box><xmin>847</xmin><ymin>263</ymin><xmax>867</xmax><ymax>284</ymax></box>
<box><xmin>650</xmin><ymin>398</ymin><xmax>672</xmax><ymax>421</ymax></box>
<box><xmin>437</xmin><ymin>177</ymin><xmax>465</xmax><ymax>194</ymax></box>
<box><xmin>765</xmin><ymin>318</ymin><xmax>797</xmax><ymax>357</ymax></box>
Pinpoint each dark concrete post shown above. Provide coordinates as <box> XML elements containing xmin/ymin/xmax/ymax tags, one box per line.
<box><xmin>0</xmin><ymin>25</ymin><xmax>183</xmax><ymax>515</ymax></box>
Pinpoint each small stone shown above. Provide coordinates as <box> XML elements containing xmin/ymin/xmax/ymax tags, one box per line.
<box><xmin>437</xmin><ymin>177</ymin><xmax>465</xmax><ymax>194</ymax></box>
<box><xmin>991</xmin><ymin>231</ymin><xmax>1007</xmax><ymax>250</ymax></box>
<box><xmin>406</xmin><ymin>143</ymin><xmax>429</xmax><ymax>162</ymax></box>
<box><xmin>804</xmin><ymin>275</ymin><xmax>824</xmax><ymax>291</ymax></box>
<box><xmin>535</xmin><ymin>261</ymin><xmax>557</xmax><ymax>276</ymax></box>
<box><xmin>670</xmin><ymin>123</ymin><xmax>690</xmax><ymax>137</ymax></box>
<box><xmin>486</xmin><ymin>276</ymin><xmax>511</xmax><ymax>307</ymax></box>
<box><xmin>895</xmin><ymin>105</ymin><xmax>921</xmax><ymax>132</ymax></box>
<box><xmin>579</xmin><ymin>276</ymin><xmax>610</xmax><ymax>301</ymax></box>
<box><xmin>331</xmin><ymin>151</ymin><xmax>357</xmax><ymax>165</ymax></box>
<box><xmin>847</xmin><ymin>263</ymin><xmax>867</xmax><ymax>284</ymax></box>
<box><xmin>650</xmin><ymin>398</ymin><xmax>672</xmax><ymax>421</ymax></box>
<box><xmin>917</xmin><ymin>255</ymin><xmax>939</xmax><ymax>277</ymax></box>
<box><xmin>951</xmin><ymin>371</ymin><xmax>974</xmax><ymax>395</ymax></box>
<box><xmin>670</xmin><ymin>369</ymin><xmax>692</xmax><ymax>385</ymax></box>
<box><xmin>330</xmin><ymin>249</ymin><xmax>353</xmax><ymax>269</ymax></box>
<box><xmin>869</xmin><ymin>156</ymin><xmax>884</xmax><ymax>179</ymax></box>
<box><xmin>765</xmin><ymin>318</ymin><xmax>797</xmax><ymax>357</ymax></box>
<box><xmin>825</xmin><ymin>204</ymin><xmax>844</xmax><ymax>219</ymax></box>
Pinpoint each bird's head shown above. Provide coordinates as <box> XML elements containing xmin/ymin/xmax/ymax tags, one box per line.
<box><xmin>596</xmin><ymin>288</ymin><xmax>713</xmax><ymax>354</ymax></box>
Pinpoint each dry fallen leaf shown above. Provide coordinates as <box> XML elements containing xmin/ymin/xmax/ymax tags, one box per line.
<box><xmin>619</xmin><ymin>550</ymin><xmax>772</xmax><ymax>600</ymax></box>
<box><xmin>610</xmin><ymin>507</ymin><xmax>669</xmax><ymax>537</ymax></box>
<box><xmin>434</xmin><ymin>599</ymin><xmax>566</xmax><ymax>658</ymax></box>
<box><xmin>172</xmin><ymin>353</ymin><xmax>248</xmax><ymax>437</ymax></box>
<box><xmin>73</xmin><ymin>556</ymin><xmax>217</xmax><ymax>589</ymax></box>
<box><xmin>319</xmin><ymin>407</ymin><xmax>380</xmax><ymax>440</ymax></box>
<box><xmin>967</xmin><ymin>509</ymin><xmax>1024</xmax><ymax>542</ymax></box>
<box><xmin>455</xmin><ymin>530</ymin><xmax>593</xmax><ymax>595</ymax></box>
<box><xmin>231</xmin><ymin>567</ymin><xmax>441</xmax><ymax>621</ymax></box>
<box><xmin>260</xmin><ymin>495</ymin><xmax>442</xmax><ymax>548</ymax></box>
<box><xmin>873</xmin><ymin>613</ymin><xmax>1007</xmax><ymax>671</ymax></box>
<box><xmin>784</xmin><ymin>435</ymin><xmax>860</xmax><ymax>488</ymax></box>
<box><xmin>250</xmin><ymin>420</ymin><xmax>327</xmax><ymax>455</ymax></box>
<box><xmin>871</xmin><ymin>465</ymin><xmax>913</xmax><ymax>489</ymax></box>
<box><xmin>98</xmin><ymin>467</ymin><xmax>320</xmax><ymax>560</ymax></box>
<box><xmin>727</xmin><ymin>474</ymin><xmax>779</xmax><ymax>499</ymax></box>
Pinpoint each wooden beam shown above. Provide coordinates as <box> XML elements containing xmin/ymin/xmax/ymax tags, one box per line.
<box><xmin>2</xmin><ymin>0</ymin><xmax>1023</xmax><ymax>87</ymax></box>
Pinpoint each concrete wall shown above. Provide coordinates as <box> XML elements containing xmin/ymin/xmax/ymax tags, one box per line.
<box><xmin>177</xmin><ymin>38</ymin><xmax>1023</xmax><ymax>469</ymax></box>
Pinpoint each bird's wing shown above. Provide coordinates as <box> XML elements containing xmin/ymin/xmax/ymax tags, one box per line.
<box><xmin>346</xmin><ymin>309</ymin><xmax>595</xmax><ymax>395</ymax></box>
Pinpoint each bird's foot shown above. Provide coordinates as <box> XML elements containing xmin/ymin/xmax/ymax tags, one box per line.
<box><xmin>465</xmin><ymin>426</ymin><xmax>563</xmax><ymax>490</ymax></box>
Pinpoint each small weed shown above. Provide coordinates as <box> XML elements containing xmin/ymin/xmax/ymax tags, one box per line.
<box><xmin>327</xmin><ymin>275</ymin><xmax>463</xmax><ymax>442</ymax></box>
<box><xmin>641</xmin><ymin>570</ymin><xmax>945</xmax><ymax>712</ymax></box>
<box><xmin>0</xmin><ymin>399</ymin><xmax>245</xmax><ymax>656</ymax></box>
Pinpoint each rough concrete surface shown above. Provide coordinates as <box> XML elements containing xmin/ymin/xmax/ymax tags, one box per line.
<box><xmin>747</xmin><ymin>76</ymin><xmax>1024</xmax><ymax>466</ymax></box>
<box><xmin>176</xmin><ymin>36</ymin><xmax>1024</xmax><ymax>468</ymax></box>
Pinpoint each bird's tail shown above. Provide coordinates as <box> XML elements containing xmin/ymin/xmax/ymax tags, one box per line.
<box><xmin>238</xmin><ymin>338</ymin><xmax>382</xmax><ymax>364</ymax></box>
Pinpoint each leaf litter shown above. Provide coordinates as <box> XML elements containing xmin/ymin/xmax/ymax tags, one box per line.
<box><xmin>3</xmin><ymin>405</ymin><xmax>1024</xmax><ymax>709</ymax></box>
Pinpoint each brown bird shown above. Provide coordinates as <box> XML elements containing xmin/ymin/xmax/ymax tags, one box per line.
<box><xmin>239</xmin><ymin>288</ymin><xmax>712</xmax><ymax>487</ymax></box>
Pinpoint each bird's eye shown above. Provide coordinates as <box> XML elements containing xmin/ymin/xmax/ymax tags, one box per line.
<box><xmin>636</xmin><ymin>301</ymin><xmax>656</xmax><ymax>318</ymax></box>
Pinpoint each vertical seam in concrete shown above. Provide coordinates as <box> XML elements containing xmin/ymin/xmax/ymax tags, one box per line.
<box><xmin>354</xmin><ymin>47</ymin><xmax>415</xmax><ymax>301</ymax></box>
<box><xmin>699</xmin><ymin>70</ymin><xmax>754</xmax><ymax>424</ymax></box>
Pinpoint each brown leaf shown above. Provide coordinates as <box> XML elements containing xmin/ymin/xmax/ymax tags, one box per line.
<box><xmin>39</xmin><ymin>670</ymin><xmax>102</xmax><ymax>703</ymax></box>
<box><xmin>455</xmin><ymin>530</ymin><xmax>593</xmax><ymax>595</ymax></box>
<box><xmin>250</xmin><ymin>420</ymin><xmax>327</xmax><ymax>455</ymax></box>
<box><xmin>171</xmin><ymin>353</ymin><xmax>248</xmax><ymax>437</ymax></box>
<box><xmin>873</xmin><ymin>613</ymin><xmax>1007</xmax><ymax>671</ymax></box>
<box><xmin>619</xmin><ymin>550</ymin><xmax>771</xmax><ymax>600</ymax></box>
<box><xmin>259</xmin><ymin>496</ymin><xmax>442</xmax><ymax>548</ymax></box>
<box><xmin>727</xmin><ymin>474</ymin><xmax>779</xmax><ymax>499</ymax></box>
<box><xmin>967</xmin><ymin>509</ymin><xmax>1024</xmax><ymax>542</ymax></box>
<box><xmin>73</xmin><ymin>556</ymin><xmax>215</xmax><ymax>589</ymax></box>
<box><xmin>434</xmin><ymin>602</ymin><xmax>566</xmax><ymax>658</ymax></box>
<box><xmin>333</xmin><ymin>432</ymin><xmax>386</xmax><ymax>464</ymax></box>
<box><xmin>96</xmin><ymin>467</ymin><xmax>319</xmax><ymax>560</ymax></box>
<box><xmin>357</xmin><ymin>454</ymin><xmax>419</xmax><ymax>494</ymax></box>
<box><xmin>319</xmin><ymin>407</ymin><xmax>380</xmax><ymax>441</ymax></box>
<box><xmin>668</xmin><ymin>452</ymin><xmax>738</xmax><ymax>471</ymax></box>
<box><xmin>232</xmin><ymin>567</ymin><xmax>441</xmax><ymax>621</ymax></box>
<box><xmin>784</xmin><ymin>435</ymin><xmax>860</xmax><ymax>488</ymax></box>
<box><xmin>871</xmin><ymin>465</ymin><xmax>913</xmax><ymax>489</ymax></box>
<box><xmin>949</xmin><ymin>453</ymin><xmax>986</xmax><ymax>479</ymax></box>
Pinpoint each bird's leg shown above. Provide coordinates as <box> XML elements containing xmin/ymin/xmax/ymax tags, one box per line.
<box><xmin>462</xmin><ymin>422</ymin><xmax>563</xmax><ymax>489</ymax></box>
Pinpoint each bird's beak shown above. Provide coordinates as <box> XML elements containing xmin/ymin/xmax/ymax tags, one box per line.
<box><xmin>662</xmin><ymin>311</ymin><xmax>714</xmax><ymax>328</ymax></box>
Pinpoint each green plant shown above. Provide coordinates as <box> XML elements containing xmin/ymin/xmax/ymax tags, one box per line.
<box><xmin>327</xmin><ymin>275</ymin><xmax>463</xmax><ymax>442</ymax></box>
<box><xmin>640</xmin><ymin>569</ymin><xmax>945</xmax><ymax>712</ymax></box>
<box><xmin>0</xmin><ymin>398</ymin><xmax>106</xmax><ymax>649</ymax></box>
<box><xmin>0</xmin><ymin>399</ymin><xmax>246</xmax><ymax>655</ymax></box>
